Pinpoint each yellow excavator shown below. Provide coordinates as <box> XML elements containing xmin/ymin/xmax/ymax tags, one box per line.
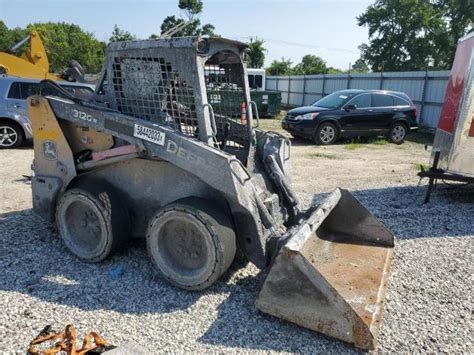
<box><xmin>0</xmin><ymin>31</ymin><xmax>86</xmax><ymax>82</ymax></box>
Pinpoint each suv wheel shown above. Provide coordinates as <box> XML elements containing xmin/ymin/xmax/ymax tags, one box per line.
<box><xmin>389</xmin><ymin>123</ymin><xmax>407</xmax><ymax>144</ymax></box>
<box><xmin>314</xmin><ymin>122</ymin><xmax>338</xmax><ymax>145</ymax></box>
<box><xmin>0</xmin><ymin>122</ymin><xmax>24</xmax><ymax>148</ymax></box>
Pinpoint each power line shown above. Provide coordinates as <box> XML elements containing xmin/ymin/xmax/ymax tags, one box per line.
<box><xmin>236</xmin><ymin>36</ymin><xmax>359</xmax><ymax>54</ymax></box>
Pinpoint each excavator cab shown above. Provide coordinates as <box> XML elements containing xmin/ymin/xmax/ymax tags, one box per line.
<box><xmin>28</xmin><ymin>36</ymin><xmax>394</xmax><ymax>350</ymax></box>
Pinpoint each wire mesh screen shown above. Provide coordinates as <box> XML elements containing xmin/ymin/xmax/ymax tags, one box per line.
<box><xmin>111</xmin><ymin>55</ymin><xmax>199</xmax><ymax>137</ymax></box>
<box><xmin>205</xmin><ymin>64</ymin><xmax>249</xmax><ymax>153</ymax></box>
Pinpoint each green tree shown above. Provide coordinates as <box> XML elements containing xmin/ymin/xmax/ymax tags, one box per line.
<box><xmin>433</xmin><ymin>0</ymin><xmax>474</xmax><ymax>65</ymax></box>
<box><xmin>151</xmin><ymin>0</ymin><xmax>215</xmax><ymax>38</ymax></box>
<box><xmin>0</xmin><ymin>21</ymin><xmax>28</xmax><ymax>52</ymax></box>
<box><xmin>245</xmin><ymin>37</ymin><xmax>266</xmax><ymax>68</ymax></box>
<box><xmin>109</xmin><ymin>24</ymin><xmax>136</xmax><ymax>42</ymax></box>
<box><xmin>0</xmin><ymin>21</ymin><xmax>105</xmax><ymax>73</ymax></box>
<box><xmin>326</xmin><ymin>67</ymin><xmax>344</xmax><ymax>74</ymax></box>
<box><xmin>179</xmin><ymin>0</ymin><xmax>203</xmax><ymax>17</ymax></box>
<box><xmin>266</xmin><ymin>58</ymin><xmax>293</xmax><ymax>76</ymax></box>
<box><xmin>351</xmin><ymin>57</ymin><xmax>369</xmax><ymax>72</ymax></box>
<box><xmin>293</xmin><ymin>54</ymin><xmax>327</xmax><ymax>75</ymax></box>
<box><xmin>27</xmin><ymin>22</ymin><xmax>105</xmax><ymax>73</ymax></box>
<box><xmin>357</xmin><ymin>0</ymin><xmax>473</xmax><ymax>71</ymax></box>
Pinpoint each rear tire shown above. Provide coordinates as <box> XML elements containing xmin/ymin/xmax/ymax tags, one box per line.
<box><xmin>146</xmin><ymin>198</ymin><xmax>236</xmax><ymax>291</ymax></box>
<box><xmin>0</xmin><ymin>122</ymin><xmax>24</xmax><ymax>149</ymax></box>
<box><xmin>314</xmin><ymin>122</ymin><xmax>338</xmax><ymax>145</ymax></box>
<box><xmin>56</xmin><ymin>186</ymin><xmax>129</xmax><ymax>262</ymax></box>
<box><xmin>389</xmin><ymin>122</ymin><xmax>407</xmax><ymax>144</ymax></box>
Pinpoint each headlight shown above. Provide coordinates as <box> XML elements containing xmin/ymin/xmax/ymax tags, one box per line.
<box><xmin>296</xmin><ymin>113</ymin><xmax>319</xmax><ymax>120</ymax></box>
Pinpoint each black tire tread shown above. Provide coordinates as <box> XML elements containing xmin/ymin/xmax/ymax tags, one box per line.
<box><xmin>56</xmin><ymin>184</ymin><xmax>129</xmax><ymax>262</ymax></box>
<box><xmin>146</xmin><ymin>197</ymin><xmax>236</xmax><ymax>291</ymax></box>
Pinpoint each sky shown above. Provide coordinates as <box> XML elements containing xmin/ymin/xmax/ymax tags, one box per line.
<box><xmin>0</xmin><ymin>0</ymin><xmax>373</xmax><ymax>69</ymax></box>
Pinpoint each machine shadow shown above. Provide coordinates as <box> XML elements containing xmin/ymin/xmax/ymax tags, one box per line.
<box><xmin>0</xmin><ymin>208</ymin><xmax>207</xmax><ymax>314</ymax></box>
<box><xmin>198</xmin><ymin>274</ymin><xmax>360</xmax><ymax>353</ymax></box>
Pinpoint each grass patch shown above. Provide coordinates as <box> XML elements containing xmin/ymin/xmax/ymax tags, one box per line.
<box><xmin>256</xmin><ymin>112</ymin><xmax>286</xmax><ymax>133</ymax></box>
<box><xmin>308</xmin><ymin>152</ymin><xmax>339</xmax><ymax>159</ymax></box>
<box><xmin>345</xmin><ymin>142</ymin><xmax>364</xmax><ymax>150</ymax></box>
<box><xmin>370</xmin><ymin>138</ymin><xmax>388</xmax><ymax>145</ymax></box>
<box><xmin>343</xmin><ymin>137</ymin><xmax>388</xmax><ymax>150</ymax></box>
<box><xmin>257</xmin><ymin>118</ymin><xmax>283</xmax><ymax>132</ymax></box>
<box><xmin>273</xmin><ymin>110</ymin><xmax>287</xmax><ymax>121</ymax></box>
<box><xmin>255</xmin><ymin>110</ymin><xmax>288</xmax><ymax>133</ymax></box>
<box><xmin>414</xmin><ymin>163</ymin><xmax>431</xmax><ymax>171</ymax></box>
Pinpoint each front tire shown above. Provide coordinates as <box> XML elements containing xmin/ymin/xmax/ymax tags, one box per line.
<box><xmin>314</xmin><ymin>122</ymin><xmax>338</xmax><ymax>145</ymax></box>
<box><xmin>0</xmin><ymin>122</ymin><xmax>24</xmax><ymax>148</ymax></box>
<box><xmin>146</xmin><ymin>198</ymin><xmax>236</xmax><ymax>291</ymax></box>
<box><xmin>389</xmin><ymin>122</ymin><xmax>407</xmax><ymax>144</ymax></box>
<box><xmin>56</xmin><ymin>186</ymin><xmax>129</xmax><ymax>262</ymax></box>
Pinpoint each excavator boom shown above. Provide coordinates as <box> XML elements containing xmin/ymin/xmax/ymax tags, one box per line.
<box><xmin>0</xmin><ymin>31</ymin><xmax>60</xmax><ymax>80</ymax></box>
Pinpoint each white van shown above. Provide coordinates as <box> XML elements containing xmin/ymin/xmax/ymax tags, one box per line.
<box><xmin>247</xmin><ymin>68</ymin><xmax>265</xmax><ymax>91</ymax></box>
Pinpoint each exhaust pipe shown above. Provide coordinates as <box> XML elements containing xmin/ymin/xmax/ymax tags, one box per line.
<box><xmin>256</xmin><ymin>188</ymin><xmax>394</xmax><ymax>350</ymax></box>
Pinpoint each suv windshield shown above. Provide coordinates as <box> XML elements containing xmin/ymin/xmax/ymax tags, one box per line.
<box><xmin>312</xmin><ymin>91</ymin><xmax>354</xmax><ymax>109</ymax></box>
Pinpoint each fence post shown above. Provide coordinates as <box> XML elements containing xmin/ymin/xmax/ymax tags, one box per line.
<box><xmin>379</xmin><ymin>71</ymin><xmax>384</xmax><ymax>90</ymax></box>
<box><xmin>322</xmin><ymin>74</ymin><xmax>326</xmax><ymax>97</ymax></box>
<box><xmin>347</xmin><ymin>70</ymin><xmax>351</xmax><ymax>89</ymax></box>
<box><xmin>419</xmin><ymin>68</ymin><xmax>428</xmax><ymax>126</ymax></box>
<box><xmin>301</xmin><ymin>75</ymin><xmax>306</xmax><ymax>106</ymax></box>
<box><xmin>288</xmin><ymin>76</ymin><xmax>292</xmax><ymax>106</ymax></box>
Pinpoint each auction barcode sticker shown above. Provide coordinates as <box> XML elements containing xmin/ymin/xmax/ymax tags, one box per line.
<box><xmin>133</xmin><ymin>124</ymin><xmax>166</xmax><ymax>146</ymax></box>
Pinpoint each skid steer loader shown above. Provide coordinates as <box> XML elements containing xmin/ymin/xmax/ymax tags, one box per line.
<box><xmin>29</xmin><ymin>36</ymin><xmax>394</xmax><ymax>350</ymax></box>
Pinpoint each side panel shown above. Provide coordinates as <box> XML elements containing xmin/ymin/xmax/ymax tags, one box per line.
<box><xmin>432</xmin><ymin>34</ymin><xmax>474</xmax><ymax>171</ymax></box>
<box><xmin>81</xmin><ymin>158</ymin><xmax>223</xmax><ymax>239</ymax></box>
<box><xmin>437</xmin><ymin>37</ymin><xmax>474</xmax><ymax>134</ymax></box>
<box><xmin>28</xmin><ymin>97</ymin><xmax>77</xmax><ymax>221</ymax></box>
<box><xmin>59</xmin><ymin>121</ymin><xmax>114</xmax><ymax>153</ymax></box>
<box><xmin>448</xmin><ymin>61</ymin><xmax>474</xmax><ymax>176</ymax></box>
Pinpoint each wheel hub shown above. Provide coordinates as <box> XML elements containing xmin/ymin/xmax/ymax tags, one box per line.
<box><xmin>0</xmin><ymin>127</ymin><xmax>17</xmax><ymax>146</ymax></box>
<box><xmin>64</xmin><ymin>200</ymin><xmax>103</xmax><ymax>253</ymax></box>
<box><xmin>392</xmin><ymin>126</ymin><xmax>406</xmax><ymax>141</ymax></box>
<box><xmin>159</xmin><ymin>217</ymin><xmax>209</xmax><ymax>272</ymax></box>
<box><xmin>174</xmin><ymin>225</ymin><xmax>205</xmax><ymax>260</ymax></box>
<box><xmin>320</xmin><ymin>126</ymin><xmax>335</xmax><ymax>143</ymax></box>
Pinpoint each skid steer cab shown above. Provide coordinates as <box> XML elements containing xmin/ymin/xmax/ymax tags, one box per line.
<box><xmin>29</xmin><ymin>36</ymin><xmax>394</xmax><ymax>350</ymax></box>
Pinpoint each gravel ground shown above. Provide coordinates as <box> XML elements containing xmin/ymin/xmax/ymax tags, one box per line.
<box><xmin>0</xmin><ymin>136</ymin><xmax>472</xmax><ymax>353</ymax></box>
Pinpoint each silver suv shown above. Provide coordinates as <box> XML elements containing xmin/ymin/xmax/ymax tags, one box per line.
<box><xmin>0</xmin><ymin>76</ymin><xmax>94</xmax><ymax>148</ymax></box>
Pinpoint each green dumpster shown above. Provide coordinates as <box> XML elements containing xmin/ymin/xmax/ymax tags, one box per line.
<box><xmin>250</xmin><ymin>90</ymin><xmax>281</xmax><ymax>118</ymax></box>
<box><xmin>206</xmin><ymin>90</ymin><xmax>281</xmax><ymax>118</ymax></box>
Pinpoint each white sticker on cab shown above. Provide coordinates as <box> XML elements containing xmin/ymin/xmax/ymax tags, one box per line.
<box><xmin>133</xmin><ymin>124</ymin><xmax>166</xmax><ymax>146</ymax></box>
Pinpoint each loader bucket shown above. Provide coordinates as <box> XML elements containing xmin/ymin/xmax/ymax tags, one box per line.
<box><xmin>256</xmin><ymin>188</ymin><xmax>394</xmax><ymax>350</ymax></box>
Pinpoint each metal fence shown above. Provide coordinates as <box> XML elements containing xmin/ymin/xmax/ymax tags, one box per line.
<box><xmin>266</xmin><ymin>71</ymin><xmax>450</xmax><ymax>129</ymax></box>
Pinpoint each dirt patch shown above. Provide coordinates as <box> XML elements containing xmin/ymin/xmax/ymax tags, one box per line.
<box><xmin>289</xmin><ymin>136</ymin><xmax>431</xmax><ymax>194</ymax></box>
